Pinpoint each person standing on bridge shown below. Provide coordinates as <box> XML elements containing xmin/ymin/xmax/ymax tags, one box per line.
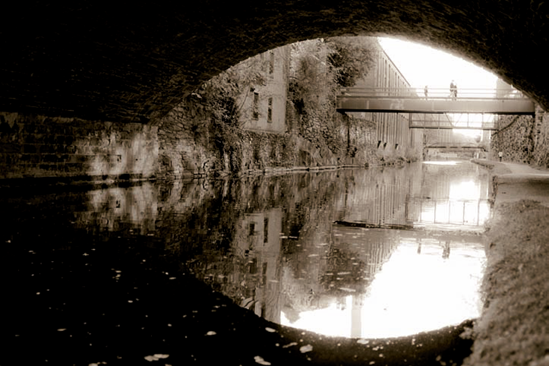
<box><xmin>424</xmin><ymin>85</ymin><xmax>428</xmax><ymax>99</ymax></box>
<box><xmin>450</xmin><ymin>80</ymin><xmax>457</xmax><ymax>100</ymax></box>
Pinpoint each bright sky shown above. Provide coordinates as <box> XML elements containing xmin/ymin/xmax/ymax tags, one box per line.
<box><xmin>378</xmin><ymin>37</ymin><xmax>498</xmax><ymax>93</ymax></box>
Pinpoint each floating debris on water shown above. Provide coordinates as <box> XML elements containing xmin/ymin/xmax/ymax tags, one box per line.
<box><xmin>300</xmin><ymin>345</ymin><xmax>313</xmax><ymax>353</ymax></box>
<box><xmin>254</xmin><ymin>355</ymin><xmax>271</xmax><ymax>365</ymax></box>
<box><xmin>282</xmin><ymin>342</ymin><xmax>298</xmax><ymax>348</ymax></box>
<box><xmin>144</xmin><ymin>354</ymin><xmax>169</xmax><ymax>362</ymax></box>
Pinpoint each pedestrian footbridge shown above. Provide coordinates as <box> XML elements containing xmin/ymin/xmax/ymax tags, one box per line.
<box><xmin>408</xmin><ymin>114</ymin><xmax>498</xmax><ymax>130</ymax></box>
<box><xmin>336</xmin><ymin>87</ymin><xmax>535</xmax><ymax>116</ymax></box>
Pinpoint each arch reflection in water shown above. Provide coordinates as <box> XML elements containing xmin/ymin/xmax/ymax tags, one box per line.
<box><xmin>282</xmin><ymin>227</ymin><xmax>485</xmax><ymax>338</ymax></box>
<box><xmin>170</xmin><ymin>162</ymin><xmax>487</xmax><ymax>338</ymax></box>
<box><xmin>71</xmin><ymin>161</ymin><xmax>487</xmax><ymax>339</ymax></box>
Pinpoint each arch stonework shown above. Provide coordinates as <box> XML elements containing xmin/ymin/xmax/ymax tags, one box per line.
<box><xmin>0</xmin><ymin>1</ymin><xmax>548</xmax><ymax>124</ymax></box>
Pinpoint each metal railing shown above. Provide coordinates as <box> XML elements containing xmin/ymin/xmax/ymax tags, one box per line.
<box><xmin>409</xmin><ymin>198</ymin><xmax>491</xmax><ymax>227</ymax></box>
<box><xmin>338</xmin><ymin>87</ymin><xmax>528</xmax><ymax>100</ymax></box>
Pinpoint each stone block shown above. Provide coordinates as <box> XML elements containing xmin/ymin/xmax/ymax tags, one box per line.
<box><xmin>0</xmin><ymin>144</ymin><xmax>22</xmax><ymax>153</ymax></box>
<box><xmin>61</xmin><ymin>163</ymin><xmax>86</xmax><ymax>173</ymax></box>
<box><xmin>38</xmin><ymin>163</ymin><xmax>59</xmax><ymax>171</ymax></box>
<box><xmin>20</xmin><ymin>154</ymin><xmax>40</xmax><ymax>164</ymax></box>
<box><xmin>23</xmin><ymin>144</ymin><xmax>38</xmax><ymax>154</ymax></box>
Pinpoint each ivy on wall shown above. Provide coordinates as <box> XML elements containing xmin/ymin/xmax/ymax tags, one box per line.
<box><xmin>157</xmin><ymin>37</ymin><xmax>381</xmax><ymax>178</ymax></box>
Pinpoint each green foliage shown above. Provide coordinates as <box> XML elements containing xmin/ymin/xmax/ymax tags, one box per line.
<box><xmin>191</xmin><ymin>55</ymin><xmax>269</xmax><ymax>169</ymax></box>
<box><xmin>326</xmin><ymin>36</ymin><xmax>376</xmax><ymax>87</ymax></box>
<box><xmin>289</xmin><ymin>53</ymin><xmax>338</xmax><ymax>113</ymax></box>
<box><xmin>196</xmin><ymin>57</ymin><xmax>267</xmax><ymax>128</ymax></box>
<box><xmin>181</xmin><ymin>37</ymin><xmax>379</xmax><ymax>174</ymax></box>
<box><xmin>288</xmin><ymin>38</ymin><xmax>377</xmax><ymax>156</ymax></box>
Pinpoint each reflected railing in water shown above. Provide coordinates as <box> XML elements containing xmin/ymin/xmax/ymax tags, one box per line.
<box><xmin>411</xmin><ymin>197</ymin><xmax>491</xmax><ymax>229</ymax></box>
<box><xmin>69</xmin><ymin>161</ymin><xmax>488</xmax><ymax>339</ymax></box>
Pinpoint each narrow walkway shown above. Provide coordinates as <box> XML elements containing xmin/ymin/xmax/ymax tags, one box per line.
<box><xmin>502</xmin><ymin>161</ymin><xmax>549</xmax><ymax>175</ymax></box>
<box><xmin>471</xmin><ymin>158</ymin><xmax>549</xmax><ymax>175</ymax></box>
<box><xmin>466</xmin><ymin>159</ymin><xmax>549</xmax><ymax>366</ymax></box>
<box><xmin>472</xmin><ymin>159</ymin><xmax>549</xmax><ymax>207</ymax></box>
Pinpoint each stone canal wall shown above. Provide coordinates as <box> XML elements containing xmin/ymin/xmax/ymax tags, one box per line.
<box><xmin>0</xmin><ymin>104</ymin><xmax>383</xmax><ymax>183</ymax></box>
<box><xmin>0</xmin><ymin>37</ymin><xmax>419</xmax><ymax>184</ymax></box>
<box><xmin>490</xmin><ymin>107</ymin><xmax>549</xmax><ymax>167</ymax></box>
<box><xmin>0</xmin><ymin>112</ymin><xmax>159</xmax><ymax>181</ymax></box>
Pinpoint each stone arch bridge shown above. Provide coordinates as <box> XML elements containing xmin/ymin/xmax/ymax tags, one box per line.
<box><xmin>2</xmin><ymin>3</ymin><xmax>549</xmax><ymax>365</ymax></box>
<box><xmin>0</xmin><ymin>1</ymin><xmax>548</xmax><ymax>124</ymax></box>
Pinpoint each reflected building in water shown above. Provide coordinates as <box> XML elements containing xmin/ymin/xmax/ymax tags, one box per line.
<box><xmin>68</xmin><ymin>161</ymin><xmax>488</xmax><ymax>338</ymax></box>
<box><xmin>236</xmin><ymin>209</ymin><xmax>283</xmax><ymax>323</ymax></box>
<box><xmin>336</xmin><ymin>165</ymin><xmax>423</xmax><ymax>227</ymax></box>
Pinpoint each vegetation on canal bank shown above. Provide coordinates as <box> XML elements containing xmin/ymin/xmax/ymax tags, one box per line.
<box><xmin>464</xmin><ymin>199</ymin><xmax>549</xmax><ymax>366</ymax></box>
<box><xmin>156</xmin><ymin>37</ymin><xmax>407</xmax><ymax>180</ymax></box>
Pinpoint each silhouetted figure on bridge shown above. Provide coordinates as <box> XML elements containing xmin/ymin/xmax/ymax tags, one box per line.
<box><xmin>450</xmin><ymin>80</ymin><xmax>457</xmax><ymax>100</ymax></box>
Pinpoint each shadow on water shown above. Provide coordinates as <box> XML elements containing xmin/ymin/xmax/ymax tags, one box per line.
<box><xmin>3</xmin><ymin>161</ymin><xmax>488</xmax><ymax>365</ymax></box>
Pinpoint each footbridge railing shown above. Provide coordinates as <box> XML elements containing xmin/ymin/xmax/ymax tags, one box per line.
<box><xmin>336</xmin><ymin>87</ymin><xmax>535</xmax><ymax>115</ymax></box>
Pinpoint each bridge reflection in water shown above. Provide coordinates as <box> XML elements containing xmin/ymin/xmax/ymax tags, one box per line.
<box><xmin>411</xmin><ymin>197</ymin><xmax>490</xmax><ymax>228</ymax></box>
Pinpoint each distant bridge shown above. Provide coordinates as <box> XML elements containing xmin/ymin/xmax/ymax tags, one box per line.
<box><xmin>336</xmin><ymin>87</ymin><xmax>535</xmax><ymax>116</ymax></box>
<box><xmin>424</xmin><ymin>143</ymin><xmax>486</xmax><ymax>150</ymax></box>
<box><xmin>408</xmin><ymin>113</ymin><xmax>498</xmax><ymax>130</ymax></box>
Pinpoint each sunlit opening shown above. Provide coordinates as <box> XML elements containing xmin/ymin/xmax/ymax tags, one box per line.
<box><xmin>281</xmin><ymin>236</ymin><xmax>485</xmax><ymax>339</ymax></box>
<box><xmin>379</xmin><ymin>37</ymin><xmax>500</xmax><ymax>142</ymax></box>
<box><xmin>379</xmin><ymin>37</ymin><xmax>497</xmax><ymax>94</ymax></box>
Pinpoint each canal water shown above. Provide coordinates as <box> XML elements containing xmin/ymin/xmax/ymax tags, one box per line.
<box><xmin>4</xmin><ymin>161</ymin><xmax>489</xmax><ymax>363</ymax></box>
<box><xmin>179</xmin><ymin>161</ymin><xmax>489</xmax><ymax>339</ymax></box>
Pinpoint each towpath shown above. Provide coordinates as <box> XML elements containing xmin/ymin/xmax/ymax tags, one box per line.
<box><xmin>467</xmin><ymin>159</ymin><xmax>549</xmax><ymax>366</ymax></box>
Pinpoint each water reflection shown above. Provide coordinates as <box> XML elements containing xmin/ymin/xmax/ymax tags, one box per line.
<box><xmin>283</xmin><ymin>227</ymin><xmax>485</xmax><ymax>338</ymax></box>
<box><xmin>82</xmin><ymin>183</ymin><xmax>158</xmax><ymax>234</ymax></box>
<box><xmin>410</xmin><ymin>161</ymin><xmax>491</xmax><ymax>231</ymax></box>
<box><xmin>67</xmin><ymin>162</ymin><xmax>487</xmax><ymax>339</ymax></box>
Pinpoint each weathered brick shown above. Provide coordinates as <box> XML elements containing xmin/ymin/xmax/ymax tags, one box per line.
<box><xmin>0</xmin><ymin>144</ymin><xmax>22</xmax><ymax>153</ymax></box>
<box><xmin>68</xmin><ymin>154</ymin><xmax>93</xmax><ymax>164</ymax></box>
<box><xmin>20</xmin><ymin>154</ymin><xmax>40</xmax><ymax>164</ymax></box>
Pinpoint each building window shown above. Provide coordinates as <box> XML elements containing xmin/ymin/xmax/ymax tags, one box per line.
<box><xmin>249</xmin><ymin>258</ymin><xmax>257</xmax><ymax>274</ymax></box>
<box><xmin>267</xmin><ymin>97</ymin><xmax>272</xmax><ymax>123</ymax></box>
<box><xmin>253</xmin><ymin>92</ymin><xmax>259</xmax><ymax>120</ymax></box>
<box><xmin>262</xmin><ymin>263</ymin><xmax>268</xmax><ymax>287</ymax></box>
<box><xmin>269</xmin><ymin>51</ymin><xmax>274</xmax><ymax>75</ymax></box>
<box><xmin>249</xmin><ymin>222</ymin><xmax>256</xmax><ymax>236</ymax></box>
<box><xmin>263</xmin><ymin>218</ymin><xmax>269</xmax><ymax>243</ymax></box>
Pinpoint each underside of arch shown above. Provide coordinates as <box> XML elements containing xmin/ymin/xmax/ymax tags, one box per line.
<box><xmin>0</xmin><ymin>1</ymin><xmax>547</xmax><ymax>123</ymax></box>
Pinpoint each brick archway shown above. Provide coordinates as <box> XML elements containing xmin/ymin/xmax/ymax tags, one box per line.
<box><xmin>1</xmin><ymin>1</ymin><xmax>548</xmax><ymax>124</ymax></box>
